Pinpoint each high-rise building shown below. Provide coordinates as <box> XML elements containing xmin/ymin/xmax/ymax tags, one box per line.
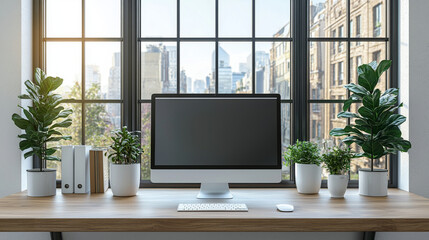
<box><xmin>86</xmin><ymin>65</ymin><xmax>101</xmax><ymax>90</ymax></box>
<box><xmin>165</xmin><ymin>46</ymin><xmax>177</xmax><ymax>93</ymax></box>
<box><xmin>193</xmin><ymin>79</ymin><xmax>206</xmax><ymax>93</ymax></box>
<box><xmin>107</xmin><ymin>52</ymin><xmax>121</xmax><ymax>127</ymax></box>
<box><xmin>141</xmin><ymin>44</ymin><xmax>169</xmax><ymax>99</ymax></box>
<box><xmin>211</xmin><ymin>46</ymin><xmax>233</xmax><ymax>93</ymax></box>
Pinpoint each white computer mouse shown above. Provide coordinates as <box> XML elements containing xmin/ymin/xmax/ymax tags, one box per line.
<box><xmin>276</xmin><ymin>204</ymin><xmax>294</xmax><ymax>212</ymax></box>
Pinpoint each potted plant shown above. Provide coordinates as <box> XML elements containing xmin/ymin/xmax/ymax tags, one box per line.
<box><xmin>330</xmin><ymin>60</ymin><xmax>411</xmax><ymax>196</ymax></box>
<box><xmin>107</xmin><ymin>126</ymin><xmax>143</xmax><ymax>197</ymax></box>
<box><xmin>322</xmin><ymin>146</ymin><xmax>353</xmax><ymax>198</ymax></box>
<box><xmin>284</xmin><ymin>140</ymin><xmax>322</xmax><ymax>194</ymax></box>
<box><xmin>12</xmin><ymin>68</ymin><xmax>73</xmax><ymax>197</ymax></box>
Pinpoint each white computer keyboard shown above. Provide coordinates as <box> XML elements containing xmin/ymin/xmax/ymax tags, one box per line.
<box><xmin>177</xmin><ymin>203</ymin><xmax>248</xmax><ymax>212</ymax></box>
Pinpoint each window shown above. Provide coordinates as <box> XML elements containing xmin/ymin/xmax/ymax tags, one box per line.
<box><xmin>38</xmin><ymin>0</ymin><xmax>396</xmax><ymax>187</ymax></box>
<box><xmin>338</xmin><ymin>25</ymin><xmax>344</xmax><ymax>52</ymax></box>
<box><xmin>338</xmin><ymin>61</ymin><xmax>344</xmax><ymax>85</ymax></box>
<box><xmin>373</xmin><ymin>4</ymin><xmax>382</xmax><ymax>37</ymax></box>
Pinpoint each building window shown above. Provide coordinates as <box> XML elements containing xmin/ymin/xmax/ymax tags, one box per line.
<box><xmin>338</xmin><ymin>61</ymin><xmax>344</xmax><ymax>85</ymax></box>
<box><xmin>373</xmin><ymin>50</ymin><xmax>381</xmax><ymax>62</ymax></box>
<box><xmin>373</xmin><ymin>4</ymin><xmax>382</xmax><ymax>37</ymax></box>
<box><xmin>38</xmin><ymin>0</ymin><xmax>395</xmax><ymax>187</ymax></box>
<box><xmin>338</xmin><ymin>25</ymin><xmax>344</xmax><ymax>52</ymax></box>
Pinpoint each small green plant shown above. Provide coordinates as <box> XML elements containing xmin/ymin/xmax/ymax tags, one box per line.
<box><xmin>283</xmin><ymin>140</ymin><xmax>321</xmax><ymax>166</ymax></box>
<box><xmin>322</xmin><ymin>147</ymin><xmax>353</xmax><ymax>175</ymax></box>
<box><xmin>330</xmin><ymin>60</ymin><xmax>411</xmax><ymax>171</ymax></box>
<box><xmin>107</xmin><ymin>126</ymin><xmax>143</xmax><ymax>164</ymax></box>
<box><xmin>12</xmin><ymin>68</ymin><xmax>73</xmax><ymax>172</ymax></box>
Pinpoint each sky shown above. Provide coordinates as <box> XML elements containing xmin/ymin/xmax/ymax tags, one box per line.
<box><xmin>46</xmin><ymin>0</ymin><xmax>291</xmax><ymax>93</ymax></box>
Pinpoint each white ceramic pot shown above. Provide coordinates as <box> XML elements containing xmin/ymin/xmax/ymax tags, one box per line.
<box><xmin>328</xmin><ymin>174</ymin><xmax>348</xmax><ymax>198</ymax></box>
<box><xmin>110</xmin><ymin>163</ymin><xmax>140</xmax><ymax>196</ymax></box>
<box><xmin>27</xmin><ymin>169</ymin><xmax>56</xmax><ymax>197</ymax></box>
<box><xmin>359</xmin><ymin>169</ymin><xmax>388</xmax><ymax>197</ymax></box>
<box><xmin>295</xmin><ymin>163</ymin><xmax>322</xmax><ymax>194</ymax></box>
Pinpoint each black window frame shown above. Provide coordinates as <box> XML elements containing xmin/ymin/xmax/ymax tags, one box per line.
<box><xmin>34</xmin><ymin>0</ymin><xmax>398</xmax><ymax>189</ymax></box>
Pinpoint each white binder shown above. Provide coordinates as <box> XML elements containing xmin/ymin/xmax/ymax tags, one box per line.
<box><xmin>74</xmin><ymin>145</ymin><xmax>92</xmax><ymax>194</ymax></box>
<box><xmin>61</xmin><ymin>145</ymin><xmax>75</xmax><ymax>194</ymax></box>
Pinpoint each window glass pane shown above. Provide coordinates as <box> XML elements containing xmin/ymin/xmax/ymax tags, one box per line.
<box><xmin>180</xmin><ymin>42</ymin><xmax>215</xmax><ymax>93</ymax></box>
<box><xmin>350</xmin><ymin>42</ymin><xmax>387</xmax><ymax>90</ymax></box>
<box><xmin>218</xmin><ymin>42</ymin><xmax>252</xmax><ymax>93</ymax></box>
<box><xmin>309</xmin><ymin>0</ymin><xmax>347</xmax><ymax>38</ymax></box>
<box><xmin>141</xmin><ymin>0</ymin><xmax>177</xmax><ymax>37</ymax></box>
<box><xmin>85</xmin><ymin>42</ymin><xmax>121</xmax><ymax>99</ymax></box>
<box><xmin>309</xmin><ymin>41</ymin><xmax>347</xmax><ymax>99</ymax></box>
<box><xmin>46</xmin><ymin>42</ymin><xmax>82</xmax><ymax>99</ymax></box>
<box><xmin>281</xmin><ymin>104</ymin><xmax>291</xmax><ymax>180</ymax></box>
<box><xmin>46</xmin><ymin>0</ymin><xmax>81</xmax><ymax>37</ymax></box>
<box><xmin>351</xmin><ymin>0</ymin><xmax>386</xmax><ymax>37</ymax></box>
<box><xmin>255</xmin><ymin>42</ymin><xmax>291</xmax><ymax>99</ymax></box>
<box><xmin>219</xmin><ymin>0</ymin><xmax>252</xmax><ymax>37</ymax></box>
<box><xmin>141</xmin><ymin>42</ymin><xmax>177</xmax><ymax>99</ymax></box>
<box><xmin>180</xmin><ymin>0</ymin><xmax>215</xmax><ymax>37</ymax></box>
<box><xmin>256</xmin><ymin>0</ymin><xmax>290</xmax><ymax>37</ymax></box>
<box><xmin>141</xmin><ymin>103</ymin><xmax>151</xmax><ymax>180</ymax></box>
<box><xmin>309</xmin><ymin>103</ymin><xmax>347</xmax><ymax>142</ymax></box>
<box><xmin>46</xmin><ymin>103</ymin><xmax>82</xmax><ymax>179</ymax></box>
<box><xmin>85</xmin><ymin>103</ymin><xmax>121</xmax><ymax>147</ymax></box>
<box><xmin>85</xmin><ymin>0</ymin><xmax>121</xmax><ymax>38</ymax></box>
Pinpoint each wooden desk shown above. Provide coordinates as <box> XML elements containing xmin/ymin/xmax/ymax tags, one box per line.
<box><xmin>0</xmin><ymin>188</ymin><xmax>429</xmax><ymax>233</ymax></box>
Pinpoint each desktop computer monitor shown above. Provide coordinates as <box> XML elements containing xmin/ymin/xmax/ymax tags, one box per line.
<box><xmin>150</xmin><ymin>94</ymin><xmax>281</xmax><ymax>198</ymax></box>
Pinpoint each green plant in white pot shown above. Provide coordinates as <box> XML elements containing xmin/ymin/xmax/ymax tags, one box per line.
<box><xmin>322</xmin><ymin>146</ymin><xmax>353</xmax><ymax>198</ymax></box>
<box><xmin>330</xmin><ymin>60</ymin><xmax>411</xmax><ymax>196</ymax></box>
<box><xmin>284</xmin><ymin>140</ymin><xmax>322</xmax><ymax>194</ymax></box>
<box><xmin>107</xmin><ymin>126</ymin><xmax>143</xmax><ymax>197</ymax></box>
<box><xmin>12</xmin><ymin>68</ymin><xmax>73</xmax><ymax>197</ymax></box>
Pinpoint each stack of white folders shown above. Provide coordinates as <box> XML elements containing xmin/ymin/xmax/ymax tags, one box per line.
<box><xmin>61</xmin><ymin>145</ymin><xmax>92</xmax><ymax>194</ymax></box>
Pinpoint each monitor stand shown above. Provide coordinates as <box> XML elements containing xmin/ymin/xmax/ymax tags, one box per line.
<box><xmin>197</xmin><ymin>183</ymin><xmax>233</xmax><ymax>199</ymax></box>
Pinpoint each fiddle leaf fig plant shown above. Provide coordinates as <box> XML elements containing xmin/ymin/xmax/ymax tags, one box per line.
<box><xmin>330</xmin><ymin>60</ymin><xmax>411</xmax><ymax>171</ymax></box>
<box><xmin>107</xmin><ymin>126</ymin><xmax>143</xmax><ymax>164</ymax></box>
<box><xmin>12</xmin><ymin>68</ymin><xmax>73</xmax><ymax>172</ymax></box>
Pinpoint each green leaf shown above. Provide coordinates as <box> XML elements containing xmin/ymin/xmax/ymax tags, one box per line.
<box><xmin>12</xmin><ymin>114</ymin><xmax>30</xmax><ymax>129</ymax></box>
<box><xmin>362</xmin><ymin>141</ymin><xmax>384</xmax><ymax>157</ymax></box>
<box><xmin>344</xmin><ymin>83</ymin><xmax>370</xmax><ymax>97</ymax></box>
<box><xmin>376</xmin><ymin>60</ymin><xmax>392</xmax><ymax>79</ymax></box>
<box><xmin>357</xmin><ymin>64</ymin><xmax>378</xmax><ymax>92</ymax></box>
<box><xmin>51</xmin><ymin>119</ymin><xmax>72</xmax><ymax>128</ymax></box>
<box><xmin>358</xmin><ymin>106</ymin><xmax>374</xmax><ymax>120</ymax></box>
<box><xmin>386</xmin><ymin>114</ymin><xmax>406</xmax><ymax>127</ymax></box>
<box><xmin>337</xmin><ymin>111</ymin><xmax>360</xmax><ymax>119</ymax></box>
<box><xmin>24</xmin><ymin>150</ymin><xmax>34</xmax><ymax>159</ymax></box>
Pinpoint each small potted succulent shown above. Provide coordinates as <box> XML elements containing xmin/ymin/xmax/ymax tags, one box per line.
<box><xmin>284</xmin><ymin>140</ymin><xmax>322</xmax><ymax>194</ymax></box>
<box><xmin>330</xmin><ymin>60</ymin><xmax>411</xmax><ymax>196</ymax></box>
<box><xmin>107</xmin><ymin>126</ymin><xmax>143</xmax><ymax>196</ymax></box>
<box><xmin>12</xmin><ymin>68</ymin><xmax>73</xmax><ymax>197</ymax></box>
<box><xmin>322</xmin><ymin>146</ymin><xmax>353</xmax><ymax>198</ymax></box>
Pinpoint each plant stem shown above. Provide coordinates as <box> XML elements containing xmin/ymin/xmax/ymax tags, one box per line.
<box><xmin>370</xmin><ymin>130</ymin><xmax>374</xmax><ymax>172</ymax></box>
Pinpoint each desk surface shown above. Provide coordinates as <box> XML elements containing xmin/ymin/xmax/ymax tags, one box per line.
<box><xmin>1</xmin><ymin>188</ymin><xmax>429</xmax><ymax>232</ymax></box>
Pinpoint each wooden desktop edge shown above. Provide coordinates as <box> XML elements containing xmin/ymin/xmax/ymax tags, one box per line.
<box><xmin>1</xmin><ymin>188</ymin><xmax>429</xmax><ymax>232</ymax></box>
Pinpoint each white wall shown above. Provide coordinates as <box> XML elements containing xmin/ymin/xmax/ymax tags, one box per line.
<box><xmin>0</xmin><ymin>0</ymin><xmax>26</xmax><ymax>198</ymax></box>
<box><xmin>0</xmin><ymin>0</ymin><xmax>429</xmax><ymax>239</ymax></box>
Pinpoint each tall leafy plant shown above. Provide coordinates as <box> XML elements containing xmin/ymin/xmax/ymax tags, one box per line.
<box><xmin>12</xmin><ymin>68</ymin><xmax>73</xmax><ymax>172</ymax></box>
<box><xmin>330</xmin><ymin>60</ymin><xmax>411</xmax><ymax>171</ymax></box>
<box><xmin>107</xmin><ymin>126</ymin><xmax>143</xmax><ymax>164</ymax></box>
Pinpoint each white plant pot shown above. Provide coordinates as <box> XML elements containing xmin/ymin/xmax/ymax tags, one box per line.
<box><xmin>328</xmin><ymin>174</ymin><xmax>348</xmax><ymax>198</ymax></box>
<box><xmin>295</xmin><ymin>163</ymin><xmax>322</xmax><ymax>194</ymax></box>
<box><xmin>27</xmin><ymin>169</ymin><xmax>57</xmax><ymax>197</ymax></box>
<box><xmin>110</xmin><ymin>163</ymin><xmax>140</xmax><ymax>197</ymax></box>
<box><xmin>359</xmin><ymin>169</ymin><xmax>388</xmax><ymax>197</ymax></box>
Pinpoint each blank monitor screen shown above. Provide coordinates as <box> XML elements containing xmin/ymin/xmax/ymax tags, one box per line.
<box><xmin>152</xmin><ymin>95</ymin><xmax>280</xmax><ymax>169</ymax></box>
